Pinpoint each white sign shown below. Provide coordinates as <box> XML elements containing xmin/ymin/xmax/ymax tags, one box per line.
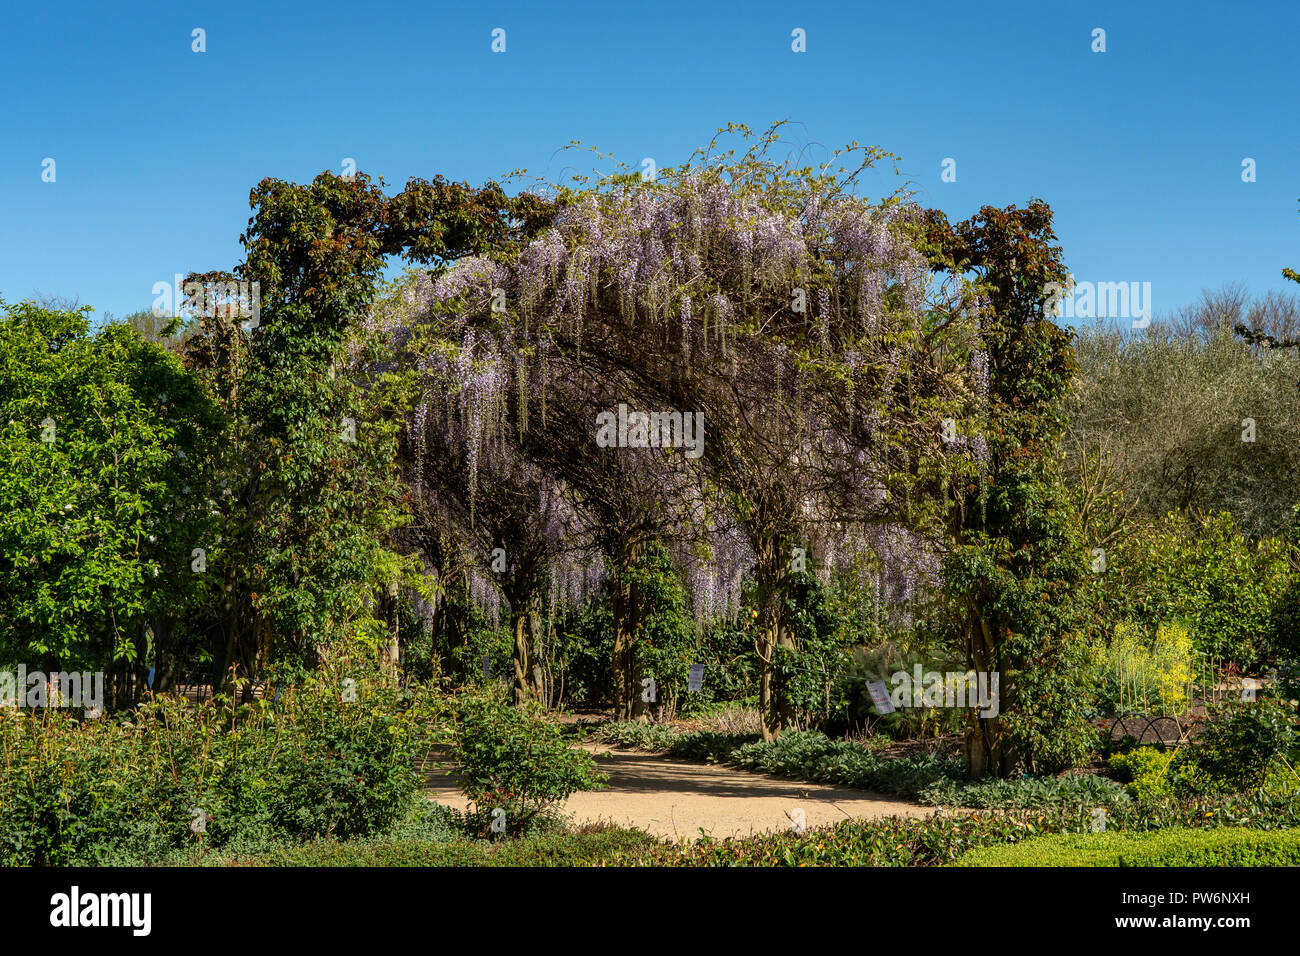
<box><xmin>868</xmin><ymin>680</ymin><xmax>895</xmax><ymax>715</ymax></box>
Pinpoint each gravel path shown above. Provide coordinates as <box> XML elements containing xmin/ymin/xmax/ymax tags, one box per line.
<box><xmin>424</xmin><ymin>741</ymin><xmax>937</xmax><ymax>841</ymax></box>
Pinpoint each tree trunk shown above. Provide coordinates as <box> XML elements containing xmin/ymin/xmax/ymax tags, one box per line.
<box><xmin>611</xmin><ymin>570</ymin><xmax>635</xmax><ymax>720</ymax></box>
<box><xmin>610</xmin><ymin>538</ymin><xmax>646</xmax><ymax>720</ymax></box>
<box><xmin>152</xmin><ymin>615</ymin><xmax>177</xmax><ymax>694</ymax></box>
<box><xmin>380</xmin><ymin>580</ymin><xmax>400</xmax><ymax>684</ymax></box>
<box><xmin>964</xmin><ymin>601</ymin><xmax>1015</xmax><ymax>778</ymax></box>
<box><xmin>754</xmin><ymin>534</ymin><xmax>793</xmax><ymax>741</ymax></box>
<box><xmin>511</xmin><ymin>587</ymin><xmax>543</xmax><ymax>705</ymax></box>
<box><xmin>432</xmin><ymin>569</ymin><xmax>469</xmax><ymax>680</ymax></box>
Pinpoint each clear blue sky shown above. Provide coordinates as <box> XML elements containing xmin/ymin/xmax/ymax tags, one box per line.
<box><xmin>2</xmin><ymin>0</ymin><xmax>1296</xmax><ymax>324</ymax></box>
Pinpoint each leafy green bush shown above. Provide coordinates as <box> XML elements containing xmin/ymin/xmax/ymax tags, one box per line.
<box><xmin>261</xmin><ymin>684</ymin><xmax>418</xmax><ymax>840</ymax></box>
<box><xmin>920</xmin><ymin>773</ymin><xmax>1131</xmax><ymax>809</ymax></box>
<box><xmin>594</xmin><ymin>720</ymin><xmax>684</xmax><ymax>752</ymax></box>
<box><xmin>625</xmin><ymin>543</ymin><xmax>697</xmax><ymax>720</ymax></box>
<box><xmin>1108</xmin><ymin>747</ymin><xmax>1176</xmax><ymax>801</ymax></box>
<box><xmin>448</xmin><ymin>689</ymin><xmax>606</xmax><ymax>833</ymax></box>
<box><xmin>948</xmin><ymin>826</ymin><xmax>1300</xmax><ymax>867</ymax></box>
<box><xmin>590</xmin><ymin>719</ymin><xmax>758</xmax><ymax>762</ymax></box>
<box><xmin>1181</xmin><ymin>696</ymin><xmax>1298</xmax><ymax>793</ymax></box>
<box><xmin>773</xmin><ymin>570</ymin><xmax>863</xmax><ymax>731</ymax></box>
<box><xmin>845</xmin><ymin>645</ymin><xmax>970</xmax><ymax>740</ymax></box>
<box><xmin>0</xmin><ymin>677</ymin><xmax>421</xmax><ymax>865</ymax></box>
<box><xmin>727</xmin><ymin>730</ymin><xmax>962</xmax><ymax>797</ymax></box>
<box><xmin>553</xmin><ymin>594</ymin><xmax>616</xmax><ymax>710</ymax></box>
<box><xmin>416</xmin><ymin>579</ymin><xmax>512</xmax><ymax>689</ymax></box>
<box><xmin>681</xmin><ymin>620</ymin><xmax>759</xmax><ymax>715</ymax></box>
<box><xmin>1088</xmin><ymin>512</ymin><xmax>1291</xmax><ymax>668</ymax></box>
<box><xmin>0</xmin><ymin>303</ymin><xmax>226</xmax><ymax>675</ymax></box>
<box><xmin>1107</xmin><ymin>698</ymin><xmax>1300</xmax><ymax>802</ymax></box>
<box><xmin>668</xmin><ymin>730</ymin><xmax>758</xmax><ymax>763</ymax></box>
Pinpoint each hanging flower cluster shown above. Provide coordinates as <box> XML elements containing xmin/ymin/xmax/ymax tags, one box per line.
<box><xmin>375</xmin><ymin>140</ymin><xmax>977</xmax><ymax>633</ymax></box>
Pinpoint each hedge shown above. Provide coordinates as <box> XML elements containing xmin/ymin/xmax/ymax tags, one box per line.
<box><xmin>948</xmin><ymin>826</ymin><xmax>1300</xmax><ymax>867</ymax></box>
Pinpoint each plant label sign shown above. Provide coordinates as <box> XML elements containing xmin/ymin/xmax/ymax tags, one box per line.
<box><xmin>688</xmin><ymin>664</ymin><xmax>704</xmax><ymax>693</ymax></box>
<box><xmin>868</xmin><ymin>680</ymin><xmax>895</xmax><ymax>714</ymax></box>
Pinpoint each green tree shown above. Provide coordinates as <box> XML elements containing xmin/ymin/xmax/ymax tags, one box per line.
<box><xmin>0</xmin><ymin>301</ymin><xmax>225</xmax><ymax>703</ymax></box>
<box><xmin>925</xmin><ymin>201</ymin><xmax>1098</xmax><ymax>778</ymax></box>
<box><xmin>1069</xmin><ymin>311</ymin><xmax>1300</xmax><ymax>541</ymax></box>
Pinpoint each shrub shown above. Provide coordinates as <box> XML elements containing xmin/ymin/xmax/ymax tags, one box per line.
<box><xmin>553</xmin><ymin>594</ymin><xmax>616</xmax><ymax>711</ymax></box>
<box><xmin>920</xmin><ymin>773</ymin><xmax>1131</xmax><ymax>809</ymax></box>
<box><xmin>625</xmin><ymin>543</ymin><xmax>697</xmax><ymax>721</ymax></box>
<box><xmin>593</xmin><ymin>720</ymin><xmax>683</xmax><ymax>752</ymax></box>
<box><xmin>1108</xmin><ymin>747</ymin><xmax>1176</xmax><ymax>801</ymax></box>
<box><xmin>1101</xmin><ymin>621</ymin><xmax>1195</xmax><ymax>716</ymax></box>
<box><xmin>0</xmin><ymin>304</ymin><xmax>225</xmax><ymax>674</ymax></box>
<box><xmin>727</xmin><ymin>731</ymin><xmax>963</xmax><ymax>797</ymax></box>
<box><xmin>1180</xmin><ymin>695</ymin><xmax>1298</xmax><ymax>793</ymax></box>
<box><xmin>667</xmin><ymin>730</ymin><xmax>757</xmax><ymax>763</ymax></box>
<box><xmin>948</xmin><ymin>826</ymin><xmax>1300</xmax><ymax>867</ymax></box>
<box><xmin>261</xmin><ymin>683</ymin><xmax>418</xmax><ymax>840</ymax></box>
<box><xmin>0</xmin><ymin>677</ymin><xmax>422</xmax><ymax>865</ymax></box>
<box><xmin>1089</xmin><ymin>512</ymin><xmax>1291</xmax><ymax>668</ymax></box>
<box><xmin>773</xmin><ymin>571</ymin><xmax>863</xmax><ymax>732</ymax></box>
<box><xmin>849</xmin><ymin>646</ymin><xmax>969</xmax><ymax>740</ymax></box>
<box><xmin>448</xmin><ymin>689</ymin><xmax>607</xmax><ymax>833</ymax></box>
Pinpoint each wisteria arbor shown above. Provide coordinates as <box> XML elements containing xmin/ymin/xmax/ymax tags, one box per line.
<box><xmin>382</xmin><ymin>273</ymin><xmax>710</xmax><ymax>716</ymax></box>
<box><xmin>509</xmin><ymin>355</ymin><xmax>712</xmax><ymax>719</ymax></box>
<box><xmin>406</xmin><ymin>125</ymin><xmax>981</xmax><ymax>738</ymax></box>
<box><xmin>387</xmin><ymin>320</ymin><xmax>602</xmax><ymax>702</ymax></box>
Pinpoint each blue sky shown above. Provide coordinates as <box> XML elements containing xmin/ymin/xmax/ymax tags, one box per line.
<box><xmin>2</xmin><ymin>0</ymin><xmax>1296</xmax><ymax>324</ymax></box>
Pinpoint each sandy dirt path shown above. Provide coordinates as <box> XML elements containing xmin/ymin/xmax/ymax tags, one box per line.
<box><xmin>423</xmin><ymin>741</ymin><xmax>938</xmax><ymax>841</ymax></box>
